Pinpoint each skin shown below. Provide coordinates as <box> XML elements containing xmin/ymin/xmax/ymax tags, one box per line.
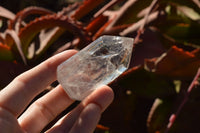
<box><xmin>0</xmin><ymin>50</ymin><xmax>114</xmax><ymax>133</ymax></box>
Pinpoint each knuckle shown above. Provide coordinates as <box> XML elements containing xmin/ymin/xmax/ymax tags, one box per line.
<box><xmin>33</xmin><ymin>100</ymin><xmax>56</xmax><ymax>122</ymax></box>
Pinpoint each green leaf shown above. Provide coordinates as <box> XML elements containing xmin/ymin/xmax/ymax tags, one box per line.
<box><xmin>111</xmin><ymin>66</ymin><xmax>176</xmax><ymax>99</ymax></box>
<box><xmin>145</xmin><ymin>46</ymin><xmax>200</xmax><ymax>79</ymax></box>
<box><xmin>71</xmin><ymin>0</ymin><xmax>104</xmax><ymax>20</ymax></box>
<box><xmin>162</xmin><ymin>0</ymin><xmax>200</xmax><ymax>14</ymax></box>
<box><xmin>157</xmin><ymin>9</ymin><xmax>200</xmax><ymax>46</ymax></box>
<box><xmin>0</xmin><ymin>43</ymin><xmax>14</xmax><ymax>61</ymax></box>
<box><xmin>177</xmin><ymin>5</ymin><xmax>200</xmax><ymax>21</ymax></box>
<box><xmin>147</xmin><ymin>98</ymin><xmax>175</xmax><ymax>133</ymax></box>
<box><xmin>18</xmin><ymin>14</ymin><xmax>88</xmax><ymax>58</ymax></box>
<box><xmin>114</xmin><ymin>0</ymin><xmax>152</xmax><ymax>25</ymax></box>
<box><xmin>0</xmin><ymin>19</ymin><xmax>2</xmax><ymax>29</ymax></box>
<box><xmin>148</xmin><ymin>81</ymin><xmax>200</xmax><ymax>133</ymax></box>
<box><xmin>33</xmin><ymin>27</ymin><xmax>66</xmax><ymax>59</ymax></box>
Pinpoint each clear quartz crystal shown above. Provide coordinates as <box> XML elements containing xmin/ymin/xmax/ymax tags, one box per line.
<box><xmin>57</xmin><ymin>35</ymin><xmax>134</xmax><ymax>100</ymax></box>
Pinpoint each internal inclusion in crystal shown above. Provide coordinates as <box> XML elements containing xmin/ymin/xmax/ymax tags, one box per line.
<box><xmin>57</xmin><ymin>35</ymin><xmax>134</xmax><ymax>100</ymax></box>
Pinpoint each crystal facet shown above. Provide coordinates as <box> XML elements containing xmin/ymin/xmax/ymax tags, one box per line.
<box><xmin>57</xmin><ymin>35</ymin><xmax>134</xmax><ymax>100</ymax></box>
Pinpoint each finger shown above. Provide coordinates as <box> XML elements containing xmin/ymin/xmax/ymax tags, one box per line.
<box><xmin>18</xmin><ymin>85</ymin><xmax>74</xmax><ymax>133</ymax></box>
<box><xmin>69</xmin><ymin>103</ymin><xmax>101</xmax><ymax>133</ymax></box>
<box><xmin>0</xmin><ymin>50</ymin><xmax>77</xmax><ymax>116</ymax></box>
<box><xmin>0</xmin><ymin>107</ymin><xmax>24</xmax><ymax>133</ymax></box>
<box><xmin>46</xmin><ymin>85</ymin><xmax>114</xmax><ymax>133</ymax></box>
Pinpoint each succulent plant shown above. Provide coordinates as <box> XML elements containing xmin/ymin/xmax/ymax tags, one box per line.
<box><xmin>0</xmin><ymin>0</ymin><xmax>200</xmax><ymax>132</ymax></box>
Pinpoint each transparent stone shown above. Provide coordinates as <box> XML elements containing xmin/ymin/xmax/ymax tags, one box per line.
<box><xmin>57</xmin><ymin>35</ymin><xmax>134</xmax><ymax>100</ymax></box>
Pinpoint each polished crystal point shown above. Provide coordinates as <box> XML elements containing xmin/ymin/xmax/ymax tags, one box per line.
<box><xmin>57</xmin><ymin>35</ymin><xmax>134</xmax><ymax>100</ymax></box>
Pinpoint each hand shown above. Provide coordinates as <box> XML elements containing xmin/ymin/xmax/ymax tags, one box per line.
<box><xmin>0</xmin><ymin>50</ymin><xmax>114</xmax><ymax>133</ymax></box>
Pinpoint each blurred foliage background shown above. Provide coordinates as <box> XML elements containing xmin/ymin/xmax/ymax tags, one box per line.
<box><xmin>0</xmin><ymin>0</ymin><xmax>200</xmax><ymax>133</ymax></box>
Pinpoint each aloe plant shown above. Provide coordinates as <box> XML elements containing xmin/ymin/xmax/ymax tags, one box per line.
<box><xmin>0</xmin><ymin>0</ymin><xmax>200</xmax><ymax>132</ymax></box>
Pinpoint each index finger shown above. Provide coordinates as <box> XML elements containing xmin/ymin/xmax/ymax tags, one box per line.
<box><xmin>0</xmin><ymin>50</ymin><xmax>77</xmax><ymax>116</ymax></box>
